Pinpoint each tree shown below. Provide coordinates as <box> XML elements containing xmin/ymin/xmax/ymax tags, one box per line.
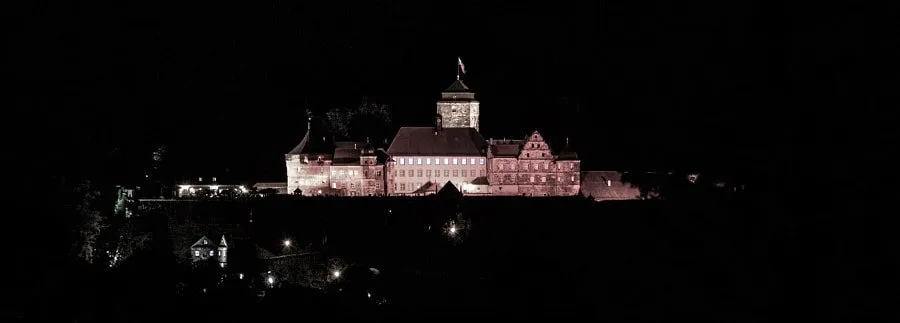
<box><xmin>325</xmin><ymin>98</ymin><xmax>392</xmax><ymax>140</ymax></box>
<box><xmin>73</xmin><ymin>181</ymin><xmax>106</xmax><ymax>264</ymax></box>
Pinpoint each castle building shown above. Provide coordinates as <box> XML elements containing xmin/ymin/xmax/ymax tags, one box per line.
<box><xmin>284</xmin><ymin>76</ymin><xmax>580</xmax><ymax>197</ymax></box>
<box><xmin>486</xmin><ymin>133</ymin><xmax>581</xmax><ymax>196</ymax></box>
<box><xmin>285</xmin><ymin>118</ymin><xmax>387</xmax><ymax>196</ymax></box>
<box><xmin>385</xmin><ymin>126</ymin><xmax>489</xmax><ymax>195</ymax></box>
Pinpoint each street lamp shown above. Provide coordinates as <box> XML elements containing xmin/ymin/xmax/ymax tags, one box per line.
<box><xmin>267</xmin><ymin>276</ymin><xmax>275</xmax><ymax>285</ymax></box>
<box><xmin>333</xmin><ymin>270</ymin><xmax>341</xmax><ymax>278</ymax></box>
<box><xmin>283</xmin><ymin>239</ymin><xmax>291</xmax><ymax>247</ymax></box>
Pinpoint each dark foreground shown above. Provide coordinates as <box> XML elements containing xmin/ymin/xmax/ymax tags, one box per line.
<box><xmin>13</xmin><ymin>193</ymin><xmax>899</xmax><ymax>322</ymax></box>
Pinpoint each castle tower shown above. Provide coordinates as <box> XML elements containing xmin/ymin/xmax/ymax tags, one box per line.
<box><xmin>437</xmin><ymin>80</ymin><xmax>480</xmax><ymax>131</ymax></box>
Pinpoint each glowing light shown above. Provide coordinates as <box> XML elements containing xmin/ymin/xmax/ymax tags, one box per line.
<box><xmin>367</xmin><ymin>292</ymin><xmax>372</xmax><ymax>298</ymax></box>
<box><xmin>239</xmin><ymin>185</ymin><xmax>248</xmax><ymax>193</ymax></box>
<box><xmin>333</xmin><ymin>270</ymin><xmax>341</xmax><ymax>278</ymax></box>
<box><xmin>449</xmin><ymin>225</ymin><xmax>457</xmax><ymax>235</ymax></box>
<box><xmin>283</xmin><ymin>239</ymin><xmax>291</xmax><ymax>247</ymax></box>
<box><xmin>239</xmin><ymin>273</ymin><xmax>244</xmax><ymax>280</ymax></box>
<box><xmin>178</xmin><ymin>185</ymin><xmax>191</xmax><ymax>191</ymax></box>
<box><xmin>210</xmin><ymin>185</ymin><xmax>219</xmax><ymax>191</ymax></box>
<box><xmin>267</xmin><ymin>276</ymin><xmax>274</xmax><ymax>285</ymax></box>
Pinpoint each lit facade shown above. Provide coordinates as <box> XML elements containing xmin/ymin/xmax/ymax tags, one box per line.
<box><xmin>487</xmin><ymin>131</ymin><xmax>581</xmax><ymax>196</ymax></box>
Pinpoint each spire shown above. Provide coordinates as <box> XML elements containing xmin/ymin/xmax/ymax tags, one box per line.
<box><xmin>218</xmin><ymin>235</ymin><xmax>227</xmax><ymax>247</ymax></box>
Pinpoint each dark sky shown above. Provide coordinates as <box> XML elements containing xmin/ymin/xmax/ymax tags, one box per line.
<box><xmin>8</xmin><ymin>1</ymin><xmax>899</xmax><ymax>183</ymax></box>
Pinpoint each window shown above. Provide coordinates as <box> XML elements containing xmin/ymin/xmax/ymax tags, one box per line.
<box><xmin>400</xmin><ymin>183</ymin><xmax>406</xmax><ymax>190</ymax></box>
<box><xmin>541</xmin><ymin>176</ymin><xmax>546</xmax><ymax>182</ymax></box>
<box><xmin>444</xmin><ymin>170</ymin><xmax>450</xmax><ymax>177</ymax></box>
<box><xmin>453</xmin><ymin>158</ymin><xmax>458</xmax><ymax>165</ymax></box>
<box><xmin>480</xmin><ymin>170</ymin><xmax>485</xmax><ymax>176</ymax></box>
<box><xmin>408</xmin><ymin>158</ymin><xmax>413</xmax><ymax>165</ymax></box>
<box><xmin>375</xmin><ymin>183</ymin><xmax>381</xmax><ymax>189</ymax></box>
<box><xmin>526</xmin><ymin>153</ymin><xmax>530</xmax><ymax>157</ymax></box>
<box><xmin>470</xmin><ymin>170</ymin><xmax>476</xmax><ymax>177</ymax></box>
<box><xmin>426</xmin><ymin>158</ymin><xmax>431</xmax><ymax>165</ymax></box>
<box><xmin>331</xmin><ymin>182</ymin><xmax>337</xmax><ymax>189</ymax></box>
<box><xmin>570</xmin><ymin>164</ymin><xmax>574</xmax><ymax>170</ymax></box>
<box><xmin>530</xmin><ymin>176</ymin><xmax>535</xmax><ymax>183</ymax></box>
<box><xmin>435</xmin><ymin>158</ymin><xmax>441</xmax><ymax>165</ymax></box>
<box><xmin>533</xmin><ymin>163</ymin><xmax>538</xmax><ymax>171</ymax></box>
<box><xmin>462</xmin><ymin>158</ymin><xmax>467</xmax><ymax>165</ymax></box>
<box><xmin>544</xmin><ymin>164</ymin><xmax>548</xmax><ymax>170</ymax></box>
<box><xmin>376</xmin><ymin>171</ymin><xmax>382</xmax><ymax>176</ymax></box>
<box><xmin>417</xmin><ymin>158</ymin><xmax>422</xmax><ymax>165</ymax></box>
<box><xmin>339</xmin><ymin>170</ymin><xmax>345</xmax><ymax>176</ymax></box>
<box><xmin>480</xmin><ymin>158</ymin><xmax>485</xmax><ymax>165</ymax></box>
<box><xmin>453</xmin><ymin>170</ymin><xmax>459</xmax><ymax>176</ymax></box>
<box><xmin>209</xmin><ymin>250</ymin><xmax>215</xmax><ymax>256</ymax></box>
<box><xmin>571</xmin><ymin>176</ymin><xmax>575</xmax><ymax>182</ymax></box>
<box><xmin>427</xmin><ymin>170</ymin><xmax>432</xmax><ymax>177</ymax></box>
<box><xmin>417</xmin><ymin>170</ymin><xmax>423</xmax><ymax>177</ymax></box>
<box><xmin>399</xmin><ymin>158</ymin><xmax>405</xmax><ymax>165</ymax></box>
<box><xmin>350</xmin><ymin>183</ymin><xmax>355</xmax><ymax>189</ymax></box>
<box><xmin>435</xmin><ymin>170</ymin><xmax>440</xmax><ymax>177</ymax></box>
<box><xmin>470</xmin><ymin>158</ymin><xmax>475</xmax><ymax>165</ymax></box>
<box><xmin>499</xmin><ymin>164</ymin><xmax>504</xmax><ymax>171</ymax></box>
<box><xmin>542</xmin><ymin>153</ymin><xmax>546</xmax><ymax>157</ymax></box>
<box><xmin>444</xmin><ymin>158</ymin><xmax>449</xmax><ymax>165</ymax></box>
<box><xmin>399</xmin><ymin>170</ymin><xmax>405</xmax><ymax>177</ymax></box>
<box><xmin>194</xmin><ymin>250</ymin><xmax>200</xmax><ymax>257</ymax></box>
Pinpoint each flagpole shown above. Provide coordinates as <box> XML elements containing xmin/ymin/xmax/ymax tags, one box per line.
<box><xmin>456</xmin><ymin>58</ymin><xmax>460</xmax><ymax>80</ymax></box>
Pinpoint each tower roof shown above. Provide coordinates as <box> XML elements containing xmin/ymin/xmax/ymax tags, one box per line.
<box><xmin>443</xmin><ymin>79</ymin><xmax>471</xmax><ymax>93</ymax></box>
<box><xmin>557</xmin><ymin>138</ymin><xmax>579</xmax><ymax>160</ymax></box>
<box><xmin>440</xmin><ymin>80</ymin><xmax>476</xmax><ymax>100</ymax></box>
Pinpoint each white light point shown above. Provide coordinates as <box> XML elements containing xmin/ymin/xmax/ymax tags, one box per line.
<box><xmin>333</xmin><ymin>270</ymin><xmax>341</xmax><ymax>278</ymax></box>
<box><xmin>283</xmin><ymin>239</ymin><xmax>291</xmax><ymax>247</ymax></box>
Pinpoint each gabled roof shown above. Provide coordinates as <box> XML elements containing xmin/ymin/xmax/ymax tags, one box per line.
<box><xmin>218</xmin><ymin>235</ymin><xmax>227</xmax><ymax>247</ymax></box>
<box><xmin>471</xmin><ymin>176</ymin><xmax>490</xmax><ymax>185</ymax></box>
<box><xmin>387</xmin><ymin>127</ymin><xmax>488</xmax><ymax>156</ymax></box>
<box><xmin>191</xmin><ymin>236</ymin><xmax>214</xmax><ymax>249</ymax></box>
<box><xmin>436</xmin><ymin>181</ymin><xmax>462</xmax><ymax>198</ymax></box>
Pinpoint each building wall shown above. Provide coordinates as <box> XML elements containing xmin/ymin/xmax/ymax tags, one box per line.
<box><xmin>437</xmin><ymin>101</ymin><xmax>480</xmax><ymax>130</ymax></box>
<box><xmin>391</xmin><ymin>155</ymin><xmax>487</xmax><ymax>195</ymax></box>
<box><xmin>487</xmin><ymin>132</ymin><xmax>581</xmax><ymax>196</ymax></box>
<box><xmin>286</xmin><ymin>154</ymin><xmax>386</xmax><ymax>196</ymax></box>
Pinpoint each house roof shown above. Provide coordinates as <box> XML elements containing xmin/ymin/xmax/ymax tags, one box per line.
<box><xmin>287</xmin><ymin>118</ymin><xmax>335</xmax><ymax>155</ymax></box>
<box><xmin>191</xmin><ymin>236</ymin><xmax>214</xmax><ymax>248</ymax></box>
<box><xmin>490</xmin><ymin>143</ymin><xmax>521</xmax><ymax>157</ymax></box>
<box><xmin>387</xmin><ymin>127</ymin><xmax>488</xmax><ymax>156</ymax></box>
<box><xmin>471</xmin><ymin>176</ymin><xmax>490</xmax><ymax>185</ymax></box>
<box><xmin>581</xmin><ymin>171</ymin><xmax>641</xmax><ymax>201</ymax></box>
<box><xmin>436</xmin><ymin>181</ymin><xmax>462</xmax><ymax>198</ymax></box>
<box><xmin>443</xmin><ymin>79</ymin><xmax>471</xmax><ymax>92</ymax></box>
<box><xmin>557</xmin><ymin>139</ymin><xmax>579</xmax><ymax>161</ymax></box>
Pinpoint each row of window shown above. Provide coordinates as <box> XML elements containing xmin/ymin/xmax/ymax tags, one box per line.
<box><xmin>194</xmin><ymin>250</ymin><xmax>223</xmax><ymax>257</ymax></box>
<box><xmin>395</xmin><ymin>182</ymin><xmax>447</xmax><ymax>191</ymax></box>
<box><xmin>496</xmin><ymin>163</ymin><xmax>576</xmax><ymax>171</ymax></box>
<box><xmin>329</xmin><ymin>182</ymin><xmax>382</xmax><ymax>190</ymax></box>
<box><xmin>398</xmin><ymin>157</ymin><xmax>485</xmax><ymax>166</ymax></box>
<box><xmin>397</xmin><ymin>169</ymin><xmax>485</xmax><ymax>178</ymax></box>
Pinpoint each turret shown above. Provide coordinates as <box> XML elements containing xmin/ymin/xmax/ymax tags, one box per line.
<box><xmin>217</xmin><ymin>235</ymin><xmax>228</xmax><ymax>267</ymax></box>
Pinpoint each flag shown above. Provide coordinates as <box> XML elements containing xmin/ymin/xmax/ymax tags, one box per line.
<box><xmin>458</xmin><ymin>57</ymin><xmax>466</xmax><ymax>74</ymax></box>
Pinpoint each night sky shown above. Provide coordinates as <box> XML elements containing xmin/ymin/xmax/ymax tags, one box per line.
<box><xmin>8</xmin><ymin>1</ymin><xmax>899</xmax><ymax>184</ymax></box>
